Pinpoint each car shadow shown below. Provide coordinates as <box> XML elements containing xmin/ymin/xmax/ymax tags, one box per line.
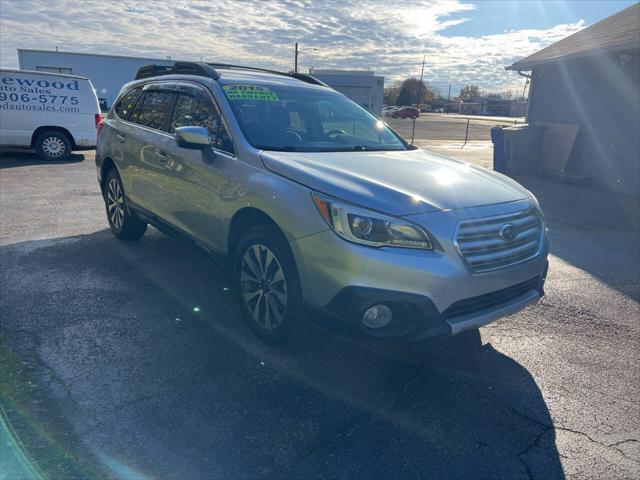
<box><xmin>0</xmin><ymin>228</ymin><xmax>564</xmax><ymax>479</ymax></box>
<box><xmin>0</xmin><ymin>149</ymin><xmax>86</xmax><ymax>168</ymax></box>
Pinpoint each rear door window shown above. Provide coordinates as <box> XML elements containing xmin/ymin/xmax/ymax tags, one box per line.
<box><xmin>135</xmin><ymin>89</ymin><xmax>174</xmax><ymax>132</ymax></box>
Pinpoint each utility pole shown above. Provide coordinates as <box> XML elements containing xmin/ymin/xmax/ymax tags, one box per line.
<box><xmin>447</xmin><ymin>83</ymin><xmax>451</xmax><ymax>101</ymax></box>
<box><xmin>411</xmin><ymin>54</ymin><xmax>425</xmax><ymax>144</ymax></box>
<box><xmin>293</xmin><ymin>43</ymin><xmax>318</xmax><ymax>74</ymax></box>
<box><xmin>520</xmin><ymin>77</ymin><xmax>529</xmax><ymax>101</ymax></box>
<box><xmin>418</xmin><ymin>54</ymin><xmax>425</xmax><ymax>102</ymax></box>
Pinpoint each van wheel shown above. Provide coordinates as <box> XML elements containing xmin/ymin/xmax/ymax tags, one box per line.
<box><xmin>234</xmin><ymin>224</ymin><xmax>301</xmax><ymax>344</ymax></box>
<box><xmin>104</xmin><ymin>168</ymin><xmax>147</xmax><ymax>240</ymax></box>
<box><xmin>35</xmin><ymin>131</ymin><xmax>71</xmax><ymax>161</ymax></box>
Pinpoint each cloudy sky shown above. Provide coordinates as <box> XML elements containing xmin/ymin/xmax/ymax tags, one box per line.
<box><xmin>0</xmin><ymin>0</ymin><xmax>635</xmax><ymax>95</ymax></box>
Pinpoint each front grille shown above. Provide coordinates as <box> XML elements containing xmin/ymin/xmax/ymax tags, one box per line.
<box><xmin>443</xmin><ymin>277</ymin><xmax>540</xmax><ymax>320</ymax></box>
<box><xmin>455</xmin><ymin>209</ymin><xmax>543</xmax><ymax>272</ymax></box>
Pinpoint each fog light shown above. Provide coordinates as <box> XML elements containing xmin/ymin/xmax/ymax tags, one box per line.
<box><xmin>362</xmin><ymin>304</ymin><xmax>393</xmax><ymax>329</ymax></box>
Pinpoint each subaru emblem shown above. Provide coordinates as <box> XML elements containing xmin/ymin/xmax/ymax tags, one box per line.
<box><xmin>499</xmin><ymin>223</ymin><xmax>518</xmax><ymax>241</ymax></box>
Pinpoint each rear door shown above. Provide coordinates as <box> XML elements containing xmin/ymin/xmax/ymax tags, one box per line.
<box><xmin>160</xmin><ymin>81</ymin><xmax>237</xmax><ymax>249</ymax></box>
<box><xmin>117</xmin><ymin>81</ymin><xmax>177</xmax><ymax>219</ymax></box>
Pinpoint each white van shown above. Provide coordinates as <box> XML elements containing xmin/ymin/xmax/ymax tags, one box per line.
<box><xmin>0</xmin><ymin>69</ymin><xmax>101</xmax><ymax>160</ymax></box>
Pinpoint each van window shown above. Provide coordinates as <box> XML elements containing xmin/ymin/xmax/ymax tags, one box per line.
<box><xmin>114</xmin><ymin>87</ymin><xmax>142</xmax><ymax>120</ymax></box>
<box><xmin>134</xmin><ymin>90</ymin><xmax>173</xmax><ymax>131</ymax></box>
<box><xmin>171</xmin><ymin>89</ymin><xmax>234</xmax><ymax>154</ymax></box>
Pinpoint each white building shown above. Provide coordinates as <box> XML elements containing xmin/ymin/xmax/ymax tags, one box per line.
<box><xmin>18</xmin><ymin>49</ymin><xmax>175</xmax><ymax>110</ymax></box>
<box><xmin>18</xmin><ymin>49</ymin><xmax>384</xmax><ymax>116</ymax></box>
<box><xmin>309</xmin><ymin>69</ymin><xmax>384</xmax><ymax>116</ymax></box>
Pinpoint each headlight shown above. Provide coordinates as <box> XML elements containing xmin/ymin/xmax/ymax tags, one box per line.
<box><xmin>312</xmin><ymin>193</ymin><xmax>433</xmax><ymax>249</ymax></box>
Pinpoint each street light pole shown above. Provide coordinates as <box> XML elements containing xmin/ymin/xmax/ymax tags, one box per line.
<box><xmin>294</xmin><ymin>42</ymin><xmax>298</xmax><ymax>73</ymax></box>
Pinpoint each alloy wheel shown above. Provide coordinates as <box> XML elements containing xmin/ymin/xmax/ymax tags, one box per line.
<box><xmin>41</xmin><ymin>136</ymin><xmax>66</xmax><ymax>158</ymax></box>
<box><xmin>106</xmin><ymin>177</ymin><xmax>125</xmax><ymax>230</ymax></box>
<box><xmin>240</xmin><ymin>244</ymin><xmax>288</xmax><ymax>330</ymax></box>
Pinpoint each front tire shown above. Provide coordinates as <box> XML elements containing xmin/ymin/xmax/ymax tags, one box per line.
<box><xmin>234</xmin><ymin>224</ymin><xmax>301</xmax><ymax>344</ymax></box>
<box><xmin>103</xmin><ymin>169</ymin><xmax>147</xmax><ymax>240</ymax></box>
<box><xmin>35</xmin><ymin>130</ymin><xmax>71</xmax><ymax>161</ymax></box>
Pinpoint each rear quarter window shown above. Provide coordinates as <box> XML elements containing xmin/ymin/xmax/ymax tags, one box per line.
<box><xmin>114</xmin><ymin>87</ymin><xmax>142</xmax><ymax>120</ymax></box>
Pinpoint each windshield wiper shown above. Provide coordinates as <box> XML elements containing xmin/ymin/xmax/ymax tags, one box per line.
<box><xmin>308</xmin><ymin>146</ymin><xmax>404</xmax><ymax>152</ymax></box>
<box><xmin>256</xmin><ymin>145</ymin><xmax>305</xmax><ymax>152</ymax></box>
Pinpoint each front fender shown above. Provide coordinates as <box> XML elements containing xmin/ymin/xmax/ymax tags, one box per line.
<box><xmin>219</xmin><ymin>160</ymin><xmax>329</xmax><ymax>254</ymax></box>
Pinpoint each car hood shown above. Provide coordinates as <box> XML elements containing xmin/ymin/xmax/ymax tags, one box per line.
<box><xmin>261</xmin><ymin>148</ymin><xmax>529</xmax><ymax>216</ymax></box>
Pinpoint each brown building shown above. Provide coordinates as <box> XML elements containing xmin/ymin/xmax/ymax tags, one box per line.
<box><xmin>507</xmin><ymin>3</ymin><xmax>640</xmax><ymax>195</ymax></box>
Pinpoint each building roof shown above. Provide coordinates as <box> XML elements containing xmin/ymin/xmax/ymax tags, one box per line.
<box><xmin>506</xmin><ymin>2</ymin><xmax>640</xmax><ymax>71</ymax></box>
<box><xmin>18</xmin><ymin>48</ymin><xmax>178</xmax><ymax>63</ymax></box>
<box><xmin>309</xmin><ymin>69</ymin><xmax>375</xmax><ymax>76</ymax></box>
<box><xmin>0</xmin><ymin>67</ymin><xmax>88</xmax><ymax>80</ymax></box>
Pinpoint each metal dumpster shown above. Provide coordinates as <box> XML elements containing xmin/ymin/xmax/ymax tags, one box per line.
<box><xmin>491</xmin><ymin>124</ymin><xmax>543</xmax><ymax>175</ymax></box>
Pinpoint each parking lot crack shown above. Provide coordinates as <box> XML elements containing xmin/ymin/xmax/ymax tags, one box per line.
<box><xmin>517</xmin><ymin>426</ymin><xmax>553</xmax><ymax>480</ymax></box>
<box><xmin>508</xmin><ymin>405</ymin><xmax>640</xmax><ymax>467</ymax></box>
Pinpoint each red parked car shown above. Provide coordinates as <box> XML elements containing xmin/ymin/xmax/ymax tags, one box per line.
<box><xmin>390</xmin><ymin>107</ymin><xmax>420</xmax><ymax>119</ymax></box>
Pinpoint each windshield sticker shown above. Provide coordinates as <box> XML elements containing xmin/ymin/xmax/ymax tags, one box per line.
<box><xmin>223</xmin><ymin>85</ymin><xmax>279</xmax><ymax>101</ymax></box>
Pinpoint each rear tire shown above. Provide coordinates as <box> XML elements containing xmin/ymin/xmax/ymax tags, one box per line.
<box><xmin>103</xmin><ymin>168</ymin><xmax>147</xmax><ymax>240</ymax></box>
<box><xmin>233</xmin><ymin>224</ymin><xmax>301</xmax><ymax>344</ymax></box>
<box><xmin>35</xmin><ymin>130</ymin><xmax>72</xmax><ymax>161</ymax></box>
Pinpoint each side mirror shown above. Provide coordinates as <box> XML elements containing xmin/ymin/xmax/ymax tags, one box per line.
<box><xmin>175</xmin><ymin>126</ymin><xmax>210</xmax><ymax>149</ymax></box>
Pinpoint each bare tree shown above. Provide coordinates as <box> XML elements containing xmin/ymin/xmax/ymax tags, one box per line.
<box><xmin>396</xmin><ymin>78</ymin><xmax>437</xmax><ymax>106</ymax></box>
<box><xmin>459</xmin><ymin>84</ymin><xmax>480</xmax><ymax>99</ymax></box>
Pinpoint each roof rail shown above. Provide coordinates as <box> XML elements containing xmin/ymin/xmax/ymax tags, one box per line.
<box><xmin>134</xmin><ymin>61</ymin><xmax>329</xmax><ymax>88</ymax></box>
<box><xmin>135</xmin><ymin>64</ymin><xmax>172</xmax><ymax>79</ymax></box>
<box><xmin>290</xmin><ymin>72</ymin><xmax>330</xmax><ymax>87</ymax></box>
<box><xmin>206</xmin><ymin>63</ymin><xmax>330</xmax><ymax>88</ymax></box>
<box><xmin>134</xmin><ymin>62</ymin><xmax>220</xmax><ymax>80</ymax></box>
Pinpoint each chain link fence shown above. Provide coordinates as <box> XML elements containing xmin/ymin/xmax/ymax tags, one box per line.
<box><xmin>386</xmin><ymin>113</ymin><xmax>523</xmax><ymax>169</ymax></box>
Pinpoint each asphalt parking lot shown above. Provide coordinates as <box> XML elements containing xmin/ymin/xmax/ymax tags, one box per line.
<box><xmin>388</xmin><ymin>112</ymin><xmax>503</xmax><ymax>142</ymax></box>
<box><xmin>1</xmin><ymin>147</ymin><xmax>639</xmax><ymax>479</ymax></box>
<box><xmin>387</xmin><ymin>113</ymin><xmax>509</xmax><ymax>167</ymax></box>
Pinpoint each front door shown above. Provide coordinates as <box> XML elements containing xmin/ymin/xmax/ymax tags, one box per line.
<box><xmin>161</xmin><ymin>81</ymin><xmax>237</xmax><ymax>251</ymax></box>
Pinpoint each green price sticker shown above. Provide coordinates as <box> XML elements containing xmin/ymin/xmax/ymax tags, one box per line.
<box><xmin>223</xmin><ymin>85</ymin><xmax>279</xmax><ymax>101</ymax></box>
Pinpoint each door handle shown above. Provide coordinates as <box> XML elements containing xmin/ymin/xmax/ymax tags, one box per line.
<box><xmin>116</xmin><ymin>133</ymin><xmax>126</xmax><ymax>142</ymax></box>
<box><xmin>155</xmin><ymin>150</ymin><xmax>169</xmax><ymax>164</ymax></box>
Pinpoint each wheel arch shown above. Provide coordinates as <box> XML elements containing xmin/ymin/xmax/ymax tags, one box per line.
<box><xmin>98</xmin><ymin>157</ymin><xmax>118</xmax><ymax>195</ymax></box>
<box><xmin>31</xmin><ymin>126</ymin><xmax>76</xmax><ymax>148</ymax></box>
<box><xmin>229</xmin><ymin>206</ymin><xmax>303</xmax><ymax>325</ymax></box>
<box><xmin>227</xmin><ymin>207</ymin><xmax>288</xmax><ymax>258</ymax></box>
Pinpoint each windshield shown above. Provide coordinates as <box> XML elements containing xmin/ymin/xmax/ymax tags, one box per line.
<box><xmin>221</xmin><ymin>83</ymin><xmax>407</xmax><ymax>152</ymax></box>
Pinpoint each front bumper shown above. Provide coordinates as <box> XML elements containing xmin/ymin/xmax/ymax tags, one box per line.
<box><xmin>319</xmin><ymin>269</ymin><xmax>546</xmax><ymax>340</ymax></box>
<box><xmin>289</xmin><ymin>199</ymin><xmax>549</xmax><ymax>340</ymax></box>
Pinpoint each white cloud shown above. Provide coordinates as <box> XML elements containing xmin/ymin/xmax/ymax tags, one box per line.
<box><xmin>0</xmin><ymin>0</ymin><xmax>585</xmax><ymax>94</ymax></box>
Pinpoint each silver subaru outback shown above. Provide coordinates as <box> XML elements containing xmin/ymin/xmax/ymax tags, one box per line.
<box><xmin>96</xmin><ymin>62</ymin><xmax>548</xmax><ymax>344</ymax></box>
